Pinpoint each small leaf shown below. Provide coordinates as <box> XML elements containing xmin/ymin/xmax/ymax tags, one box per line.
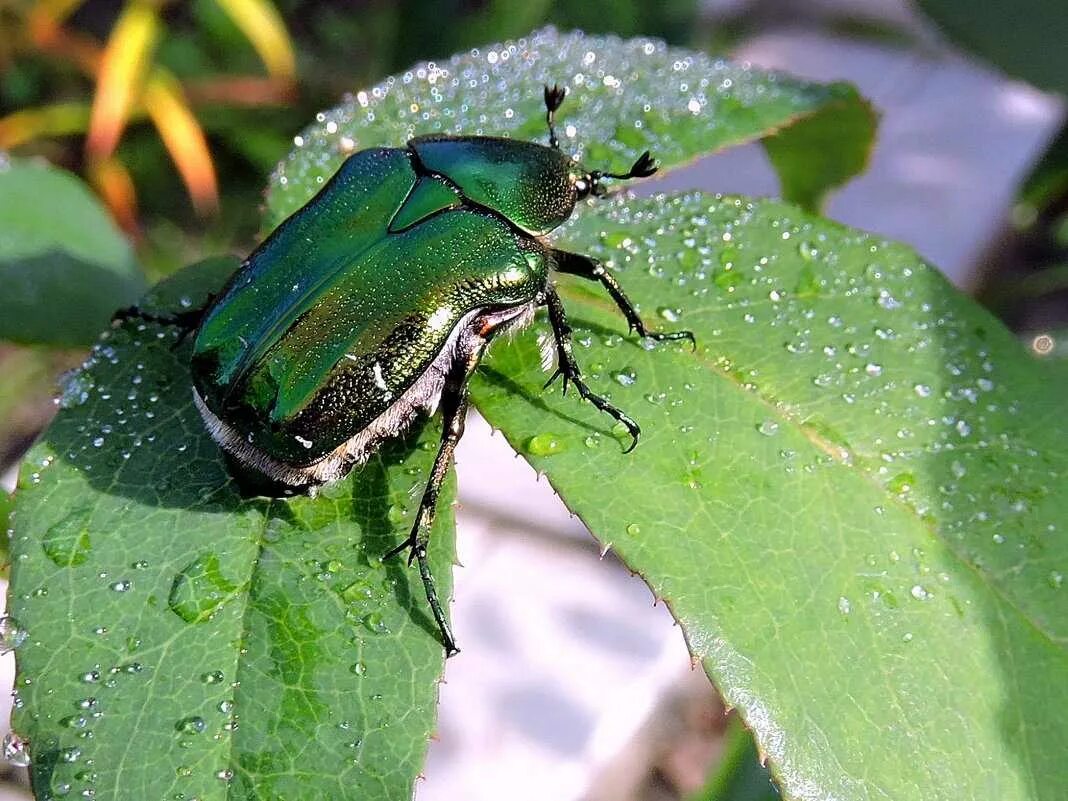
<box><xmin>212</xmin><ymin>0</ymin><xmax>297</xmax><ymax>79</ymax></box>
<box><xmin>85</xmin><ymin>0</ymin><xmax>161</xmax><ymax>160</ymax></box>
<box><xmin>0</xmin><ymin>101</ymin><xmax>92</xmax><ymax>150</ymax></box>
<box><xmin>9</xmin><ymin>263</ymin><xmax>456</xmax><ymax>800</ymax></box>
<box><xmin>763</xmin><ymin>84</ymin><xmax>877</xmax><ymax>212</ymax></box>
<box><xmin>0</xmin><ymin>158</ymin><xmax>145</xmax><ymax>347</ymax></box>
<box><xmin>265</xmin><ymin>27</ymin><xmax>876</xmax><ymax>227</ymax></box>
<box><xmin>86</xmin><ymin>156</ymin><xmax>139</xmax><ymax>234</ymax></box>
<box><xmin>143</xmin><ymin>69</ymin><xmax>220</xmax><ymax>215</ymax></box>
<box><xmin>472</xmin><ymin>193</ymin><xmax>1068</xmax><ymax>801</ymax></box>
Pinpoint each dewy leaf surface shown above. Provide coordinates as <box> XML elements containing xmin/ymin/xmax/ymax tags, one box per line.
<box><xmin>9</xmin><ymin>260</ymin><xmax>456</xmax><ymax>801</ymax></box>
<box><xmin>471</xmin><ymin>193</ymin><xmax>1068</xmax><ymax>801</ymax></box>
<box><xmin>0</xmin><ymin>158</ymin><xmax>145</xmax><ymax>348</ymax></box>
<box><xmin>265</xmin><ymin>27</ymin><xmax>874</xmax><ymax>227</ymax></box>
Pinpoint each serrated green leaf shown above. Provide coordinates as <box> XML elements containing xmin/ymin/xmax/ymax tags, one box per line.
<box><xmin>265</xmin><ymin>27</ymin><xmax>875</xmax><ymax>227</ymax></box>
<box><xmin>9</xmin><ymin>261</ymin><xmax>456</xmax><ymax>801</ymax></box>
<box><xmin>470</xmin><ymin>192</ymin><xmax>1068</xmax><ymax>801</ymax></box>
<box><xmin>0</xmin><ymin>158</ymin><xmax>145</xmax><ymax>348</ymax></box>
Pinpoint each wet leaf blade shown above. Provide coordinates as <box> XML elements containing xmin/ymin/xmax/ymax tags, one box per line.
<box><xmin>265</xmin><ymin>27</ymin><xmax>876</xmax><ymax>227</ymax></box>
<box><xmin>0</xmin><ymin>158</ymin><xmax>145</xmax><ymax>347</ymax></box>
<box><xmin>471</xmin><ymin>193</ymin><xmax>1068</xmax><ymax>801</ymax></box>
<box><xmin>9</xmin><ymin>264</ymin><xmax>455</xmax><ymax>800</ymax></box>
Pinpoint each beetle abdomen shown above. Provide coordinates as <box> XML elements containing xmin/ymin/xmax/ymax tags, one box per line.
<box><xmin>193</xmin><ymin>203</ymin><xmax>548</xmax><ymax>469</ymax></box>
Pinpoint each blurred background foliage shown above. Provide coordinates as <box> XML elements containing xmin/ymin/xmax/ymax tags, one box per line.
<box><xmin>1</xmin><ymin>1</ymin><xmax>1067</xmax><ymax>798</ymax></box>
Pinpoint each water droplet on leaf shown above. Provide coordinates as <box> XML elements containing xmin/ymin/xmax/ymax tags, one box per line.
<box><xmin>525</xmin><ymin>433</ymin><xmax>565</xmax><ymax>456</ymax></box>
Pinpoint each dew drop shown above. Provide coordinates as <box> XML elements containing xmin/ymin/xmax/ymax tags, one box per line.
<box><xmin>2</xmin><ymin>733</ymin><xmax>30</xmax><ymax>767</ymax></box>
<box><xmin>43</xmin><ymin>514</ymin><xmax>92</xmax><ymax>567</ymax></box>
<box><xmin>756</xmin><ymin>420</ymin><xmax>779</xmax><ymax>437</ymax></box>
<box><xmin>0</xmin><ymin>616</ymin><xmax>27</xmax><ymax>654</ymax></box>
<box><xmin>168</xmin><ymin>554</ymin><xmax>238</xmax><ymax>623</ymax></box>
<box><xmin>175</xmin><ymin>716</ymin><xmax>206</xmax><ymax>735</ymax></box>
<box><xmin>340</xmin><ymin>580</ymin><xmax>375</xmax><ymax>605</ymax></box>
<box><xmin>837</xmin><ymin>596</ymin><xmax>851</xmax><ymax>615</ymax></box>
<box><xmin>625</xmin><ymin>523</ymin><xmax>641</xmax><ymax>537</ymax></box>
<box><xmin>363</xmin><ymin>612</ymin><xmax>390</xmax><ymax>635</ymax></box>
<box><xmin>1049</xmin><ymin>571</ymin><xmax>1064</xmax><ymax>589</ymax></box>
<box><xmin>524</xmin><ymin>433</ymin><xmax>565</xmax><ymax>457</ymax></box>
<box><xmin>910</xmin><ymin>585</ymin><xmax>930</xmax><ymax>601</ymax></box>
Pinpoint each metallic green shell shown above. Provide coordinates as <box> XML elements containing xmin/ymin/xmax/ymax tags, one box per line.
<box><xmin>410</xmin><ymin>135</ymin><xmax>579</xmax><ymax>236</ymax></box>
<box><xmin>191</xmin><ymin>145</ymin><xmax>549</xmax><ymax>465</ymax></box>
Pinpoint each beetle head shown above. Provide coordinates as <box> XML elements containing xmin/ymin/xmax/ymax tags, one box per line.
<box><xmin>572</xmin><ymin>150</ymin><xmax>659</xmax><ymax>200</ymax></box>
<box><xmin>542</xmin><ymin>85</ymin><xmax>659</xmax><ymax>201</ymax></box>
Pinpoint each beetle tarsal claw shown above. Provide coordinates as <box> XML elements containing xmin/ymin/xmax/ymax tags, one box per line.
<box><xmin>543</xmin><ymin>83</ymin><xmax>566</xmax><ymax>112</ymax></box>
<box><xmin>382</xmin><ymin>535</ymin><xmax>416</xmax><ymax>562</ymax></box>
<box><xmin>543</xmin><ymin>368</ymin><xmax>570</xmax><ymax>395</ymax></box>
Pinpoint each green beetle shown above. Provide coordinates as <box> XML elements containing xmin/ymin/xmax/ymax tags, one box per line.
<box><xmin>148</xmin><ymin>86</ymin><xmax>691</xmax><ymax>655</ymax></box>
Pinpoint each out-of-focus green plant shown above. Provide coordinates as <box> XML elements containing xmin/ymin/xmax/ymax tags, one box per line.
<box><xmin>0</xmin><ymin>0</ymin><xmax>296</xmax><ymax>227</ymax></box>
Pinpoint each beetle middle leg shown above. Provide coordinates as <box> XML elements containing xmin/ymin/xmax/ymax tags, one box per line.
<box><xmin>551</xmin><ymin>249</ymin><xmax>695</xmax><ymax>348</ymax></box>
<box><xmin>383</xmin><ymin>340</ymin><xmax>486</xmax><ymax>656</ymax></box>
<box><xmin>543</xmin><ymin>285</ymin><xmax>642</xmax><ymax>453</ymax></box>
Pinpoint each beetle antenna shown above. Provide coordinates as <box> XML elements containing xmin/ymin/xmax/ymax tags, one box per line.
<box><xmin>543</xmin><ymin>83</ymin><xmax>566</xmax><ymax>149</ymax></box>
<box><xmin>602</xmin><ymin>150</ymin><xmax>658</xmax><ymax>181</ymax></box>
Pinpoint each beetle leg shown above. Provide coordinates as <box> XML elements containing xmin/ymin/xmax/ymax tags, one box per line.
<box><xmin>383</xmin><ymin>340</ymin><xmax>484</xmax><ymax>657</ymax></box>
<box><xmin>544</xmin><ymin>285</ymin><xmax>642</xmax><ymax>453</ymax></box>
<box><xmin>551</xmin><ymin>250</ymin><xmax>696</xmax><ymax>349</ymax></box>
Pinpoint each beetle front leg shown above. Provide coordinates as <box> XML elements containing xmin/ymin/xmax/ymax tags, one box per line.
<box><xmin>383</xmin><ymin>344</ymin><xmax>483</xmax><ymax>657</ymax></box>
<box><xmin>551</xmin><ymin>249</ymin><xmax>695</xmax><ymax>348</ymax></box>
<box><xmin>543</xmin><ymin>285</ymin><xmax>642</xmax><ymax>453</ymax></box>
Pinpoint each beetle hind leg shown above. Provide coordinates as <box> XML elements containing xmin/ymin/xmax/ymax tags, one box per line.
<box><xmin>551</xmin><ymin>249</ymin><xmax>695</xmax><ymax>349</ymax></box>
<box><xmin>543</xmin><ymin>285</ymin><xmax>641</xmax><ymax>453</ymax></box>
<box><xmin>383</xmin><ymin>338</ymin><xmax>487</xmax><ymax>657</ymax></box>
